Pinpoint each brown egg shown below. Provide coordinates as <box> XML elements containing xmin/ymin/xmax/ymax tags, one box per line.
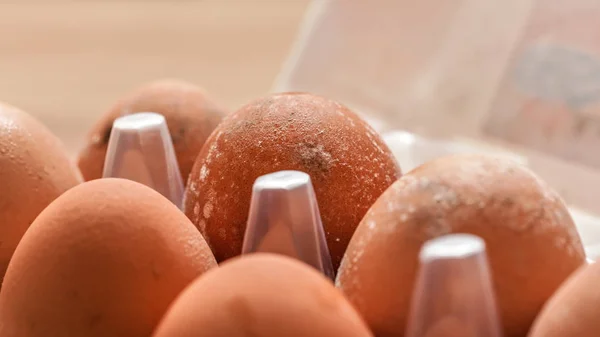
<box><xmin>0</xmin><ymin>102</ymin><xmax>81</xmax><ymax>283</ymax></box>
<box><xmin>152</xmin><ymin>253</ymin><xmax>373</xmax><ymax>337</ymax></box>
<box><xmin>336</xmin><ymin>154</ymin><xmax>585</xmax><ymax>337</ymax></box>
<box><xmin>0</xmin><ymin>178</ymin><xmax>217</xmax><ymax>337</ymax></box>
<box><xmin>184</xmin><ymin>92</ymin><xmax>401</xmax><ymax>269</ymax></box>
<box><xmin>77</xmin><ymin>79</ymin><xmax>227</xmax><ymax>182</ymax></box>
<box><xmin>528</xmin><ymin>261</ymin><xmax>600</xmax><ymax>337</ymax></box>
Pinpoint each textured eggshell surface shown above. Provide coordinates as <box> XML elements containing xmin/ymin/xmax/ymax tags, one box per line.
<box><xmin>337</xmin><ymin>154</ymin><xmax>586</xmax><ymax>337</ymax></box>
<box><xmin>77</xmin><ymin>79</ymin><xmax>227</xmax><ymax>183</ymax></box>
<box><xmin>184</xmin><ymin>92</ymin><xmax>402</xmax><ymax>270</ymax></box>
<box><xmin>153</xmin><ymin>253</ymin><xmax>373</xmax><ymax>337</ymax></box>
<box><xmin>0</xmin><ymin>178</ymin><xmax>217</xmax><ymax>337</ymax></box>
<box><xmin>0</xmin><ymin>102</ymin><xmax>81</xmax><ymax>283</ymax></box>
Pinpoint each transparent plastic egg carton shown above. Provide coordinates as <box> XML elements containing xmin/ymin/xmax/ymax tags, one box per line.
<box><xmin>273</xmin><ymin>0</ymin><xmax>600</xmax><ymax>260</ymax></box>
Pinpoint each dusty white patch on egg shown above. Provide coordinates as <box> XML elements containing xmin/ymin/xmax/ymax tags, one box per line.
<box><xmin>336</xmin><ymin>236</ymin><xmax>369</xmax><ymax>294</ymax></box>
<box><xmin>345</xmin><ymin>114</ymin><xmax>356</xmax><ymax>127</ymax></box>
<box><xmin>431</xmin><ymin>155</ymin><xmax>584</xmax><ymax>256</ymax></box>
<box><xmin>175</xmin><ymin>232</ymin><xmax>210</xmax><ymax>267</ymax></box>
<box><xmin>193</xmin><ymin>202</ymin><xmax>200</xmax><ymax>217</ymax></box>
<box><xmin>204</xmin><ymin>131</ymin><xmax>224</xmax><ymax>164</ymax></box>
<box><xmin>295</xmin><ymin>143</ymin><xmax>337</xmax><ymax>172</ymax></box>
<box><xmin>425</xmin><ymin>219</ymin><xmax>452</xmax><ymax>237</ymax></box>
<box><xmin>203</xmin><ymin>202</ymin><xmax>213</xmax><ymax>219</ymax></box>
<box><xmin>189</xmin><ymin>181</ymin><xmax>200</xmax><ymax>197</ymax></box>
<box><xmin>432</xmin><ymin>188</ymin><xmax>459</xmax><ymax>209</ymax></box>
<box><xmin>198</xmin><ymin>219</ymin><xmax>207</xmax><ymax>233</ymax></box>
<box><xmin>364</xmin><ymin>126</ymin><xmax>385</xmax><ymax>154</ymax></box>
<box><xmin>367</xmin><ymin>221</ymin><xmax>376</xmax><ymax>230</ymax></box>
<box><xmin>199</xmin><ymin>165</ymin><xmax>209</xmax><ymax>181</ymax></box>
<box><xmin>351</xmin><ymin>246</ymin><xmax>364</xmax><ymax>266</ymax></box>
<box><xmin>206</xmin><ymin>188</ymin><xmax>217</xmax><ymax>208</ymax></box>
<box><xmin>206</xmin><ymin>143</ymin><xmax>218</xmax><ymax>162</ymax></box>
<box><xmin>554</xmin><ymin>236</ymin><xmax>567</xmax><ymax>249</ymax></box>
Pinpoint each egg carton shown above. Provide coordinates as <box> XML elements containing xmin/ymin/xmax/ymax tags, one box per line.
<box><xmin>101</xmin><ymin>111</ymin><xmax>596</xmax><ymax>264</ymax></box>
<box><xmin>2</xmin><ymin>96</ymin><xmax>585</xmax><ymax>336</ymax></box>
<box><xmin>94</xmin><ymin>112</ymin><xmax>576</xmax><ymax>336</ymax></box>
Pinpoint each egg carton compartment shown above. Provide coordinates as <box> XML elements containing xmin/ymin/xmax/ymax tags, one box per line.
<box><xmin>3</xmin><ymin>99</ymin><xmax>592</xmax><ymax>337</ymax></box>
<box><xmin>103</xmin><ymin>112</ymin><xmax>184</xmax><ymax>208</ymax></box>
<box><xmin>405</xmin><ymin>234</ymin><xmax>503</xmax><ymax>337</ymax></box>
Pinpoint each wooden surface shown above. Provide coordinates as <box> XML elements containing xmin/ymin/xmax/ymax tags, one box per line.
<box><xmin>0</xmin><ymin>1</ymin><xmax>310</xmax><ymax>154</ymax></box>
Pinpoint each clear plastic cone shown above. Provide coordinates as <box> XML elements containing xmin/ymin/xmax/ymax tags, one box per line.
<box><xmin>103</xmin><ymin>112</ymin><xmax>184</xmax><ymax>208</ymax></box>
<box><xmin>274</xmin><ymin>0</ymin><xmax>533</xmax><ymax>136</ymax></box>
<box><xmin>241</xmin><ymin>170</ymin><xmax>335</xmax><ymax>280</ymax></box>
<box><xmin>405</xmin><ymin>234</ymin><xmax>503</xmax><ymax>337</ymax></box>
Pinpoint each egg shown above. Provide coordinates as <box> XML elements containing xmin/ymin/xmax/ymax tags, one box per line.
<box><xmin>0</xmin><ymin>178</ymin><xmax>217</xmax><ymax>337</ymax></box>
<box><xmin>77</xmin><ymin>79</ymin><xmax>227</xmax><ymax>182</ymax></box>
<box><xmin>152</xmin><ymin>253</ymin><xmax>373</xmax><ymax>337</ymax></box>
<box><xmin>336</xmin><ymin>154</ymin><xmax>585</xmax><ymax>337</ymax></box>
<box><xmin>0</xmin><ymin>102</ymin><xmax>81</xmax><ymax>282</ymax></box>
<box><xmin>528</xmin><ymin>261</ymin><xmax>600</xmax><ymax>337</ymax></box>
<box><xmin>184</xmin><ymin>92</ymin><xmax>401</xmax><ymax>269</ymax></box>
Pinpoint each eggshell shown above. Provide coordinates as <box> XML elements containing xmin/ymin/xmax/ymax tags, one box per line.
<box><xmin>152</xmin><ymin>253</ymin><xmax>373</xmax><ymax>337</ymax></box>
<box><xmin>336</xmin><ymin>154</ymin><xmax>585</xmax><ymax>337</ymax></box>
<box><xmin>0</xmin><ymin>102</ymin><xmax>81</xmax><ymax>282</ymax></box>
<box><xmin>528</xmin><ymin>261</ymin><xmax>600</xmax><ymax>337</ymax></box>
<box><xmin>0</xmin><ymin>178</ymin><xmax>217</xmax><ymax>337</ymax></box>
<box><xmin>184</xmin><ymin>92</ymin><xmax>402</xmax><ymax>269</ymax></box>
<box><xmin>77</xmin><ymin>79</ymin><xmax>227</xmax><ymax>182</ymax></box>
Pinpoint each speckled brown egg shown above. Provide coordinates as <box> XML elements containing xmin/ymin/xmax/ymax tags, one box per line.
<box><xmin>0</xmin><ymin>178</ymin><xmax>217</xmax><ymax>337</ymax></box>
<box><xmin>183</xmin><ymin>92</ymin><xmax>402</xmax><ymax>270</ymax></box>
<box><xmin>152</xmin><ymin>253</ymin><xmax>373</xmax><ymax>337</ymax></box>
<box><xmin>336</xmin><ymin>154</ymin><xmax>585</xmax><ymax>337</ymax></box>
<box><xmin>0</xmin><ymin>102</ymin><xmax>81</xmax><ymax>283</ymax></box>
<box><xmin>77</xmin><ymin>79</ymin><xmax>227</xmax><ymax>182</ymax></box>
<box><xmin>528</xmin><ymin>261</ymin><xmax>600</xmax><ymax>337</ymax></box>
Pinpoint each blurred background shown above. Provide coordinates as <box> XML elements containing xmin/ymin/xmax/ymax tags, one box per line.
<box><xmin>0</xmin><ymin>0</ymin><xmax>310</xmax><ymax>155</ymax></box>
<box><xmin>4</xmin><ymin>0</ymin><xmax>600</xmax><ymax>223</ymax></box>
